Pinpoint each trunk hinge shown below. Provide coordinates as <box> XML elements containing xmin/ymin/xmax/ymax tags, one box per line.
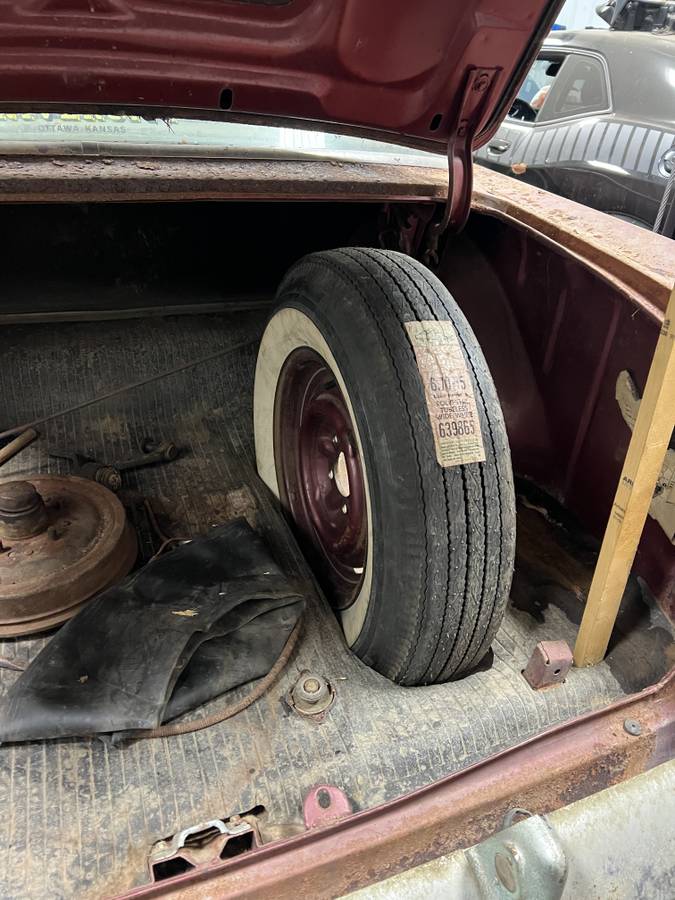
<box><xmin>423</xmin><ymin>66</ymin><xmax>501</xmax><ymax>267</ymax></box>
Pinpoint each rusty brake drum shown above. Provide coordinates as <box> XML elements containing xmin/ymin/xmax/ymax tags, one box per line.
<box><xmin>0</xmin><ymin>475</ymin><xmax>136</xmax><ymax>636</ymax></box>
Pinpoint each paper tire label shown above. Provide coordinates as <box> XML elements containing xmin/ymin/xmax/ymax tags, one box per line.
<box><xmin>406</xmin><ymin>320</ymin><xmax>486</xmax><ymax>467</ymax></box>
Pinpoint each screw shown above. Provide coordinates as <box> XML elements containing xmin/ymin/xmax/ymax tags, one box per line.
<box><xmin>474</xmin><ymin>73</ymin><xmax>490</xmax><ymax>93</ymax></box>
<box><xmin>303</xmin><ymin>677</ymin><xmax>321</xmax><ymax>694</ymax></box>
<box><xmin>624</xmin><ymin>718</ymin><xmax>641</xmax><ymax>736</ymax></box>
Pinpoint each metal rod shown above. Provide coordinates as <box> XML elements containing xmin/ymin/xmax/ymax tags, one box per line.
<box><xmin>0</xmin><ymin>427</ymin><xmax>39</xmax><ymax>467</ymax></box>
<box><xmin>653</xmin><ymin>164</ymin><xmax>675</xmax><ymax>236</ymax></box>
<box><xmin>0</xmin><ymin>338</ymin><xmax>256</xmax><ymax>442</ymax></box>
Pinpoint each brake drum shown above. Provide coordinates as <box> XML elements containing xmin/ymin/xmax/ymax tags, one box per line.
<box><xmin>0</xmin><ymin>475</ymin><xmax>136</xmax><ymax>636</ymax></box>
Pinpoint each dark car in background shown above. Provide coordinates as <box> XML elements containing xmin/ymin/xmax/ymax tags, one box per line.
<box><xmin>475</xmin><ymin>28</ymin><xmax>675</xmax><ymax>236</ymax></box>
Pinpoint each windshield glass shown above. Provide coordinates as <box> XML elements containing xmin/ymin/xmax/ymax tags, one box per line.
<box><xmin>0</xmin><ymin>113</ymin><xmax>443</xmax><ymax>167</ymax></box>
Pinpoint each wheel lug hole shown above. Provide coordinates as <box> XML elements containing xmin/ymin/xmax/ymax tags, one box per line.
<box><xmin>334</xmin><ymin>451</ymin><xmax>350</xmax><ymax>498</ymax></box>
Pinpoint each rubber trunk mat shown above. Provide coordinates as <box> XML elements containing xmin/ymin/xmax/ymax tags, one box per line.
<box><xmin>0</xmin><ymin>313</ymin><xmax>671</xmax><ymax>898</ymax></box>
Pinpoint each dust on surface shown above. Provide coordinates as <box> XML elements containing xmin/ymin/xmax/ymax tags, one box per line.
<box><xmin>0</xmin><ymin>313</ymin><xmax>671</xmax><ymax>899</ymax></box>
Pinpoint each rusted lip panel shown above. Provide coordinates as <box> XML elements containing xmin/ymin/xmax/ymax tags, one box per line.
<box><xmin>0</xmin><ymin>156</ymin><xmax>448</xmax><ymax>204</ymax></box>
<box><xmin>0</xmin><ymin>155</ymin><xmax>671</xmax><ymax>315</ymax></box>
<box><xmin>120</xmin><ymin>666</ymin><xmax>675</xmax><ymax>900</ymax></box>
<box><xmin>472</xmin><ymin>167</ymin><xmax>675</xmax><ymax>316</ymax></box>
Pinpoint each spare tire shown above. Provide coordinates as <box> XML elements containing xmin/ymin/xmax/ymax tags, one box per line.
<box><xmin>254</xmin><ymin>248</ymin><xmax>515</xmax><ymax>685</ymax></box>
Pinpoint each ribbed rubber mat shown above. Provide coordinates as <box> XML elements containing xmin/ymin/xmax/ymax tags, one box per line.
<box><xmin>0</xmin><ymin>314</ymin><xmax>667</xmax><ymax>898</ymax></box>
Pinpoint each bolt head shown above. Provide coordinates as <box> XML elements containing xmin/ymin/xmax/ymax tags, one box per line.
<box><xmin>474</xmin><ymin>73</ymin><xmax>490</xmax><ymax>92</ymax></box>
<box><xmin>494</xmin><ymin>850</ymin><xmax>518</xmax><ymax>893</ymax></box>
<box><xmin>100</xmin><ymin>468</ymin><xmax>122</xmax><ymax>492</ymax></box>
<box><xmin>292</xmin><ymin>672</ymin><xmax>331</xmax><ymax>709</ymax></box>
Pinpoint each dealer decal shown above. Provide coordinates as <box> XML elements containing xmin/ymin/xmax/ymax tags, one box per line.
<box><xmin>405</xmin><ymin>320</ymin><xmax>486</xmax><ymax>467</ymax></box>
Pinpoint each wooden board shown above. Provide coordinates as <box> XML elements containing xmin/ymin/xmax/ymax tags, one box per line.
<box><xmin>574</xmin><ymin>283</ymin><xmax>675</xmax><ymax>666</ymax></box>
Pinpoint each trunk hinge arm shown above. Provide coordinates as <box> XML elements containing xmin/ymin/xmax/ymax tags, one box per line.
<box><xmin>423</xmin><ymin>66</ymin><xmax>501</xmax><ymax>267</ymax></box>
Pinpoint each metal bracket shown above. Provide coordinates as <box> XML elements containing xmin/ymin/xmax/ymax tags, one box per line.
<box><xmin>615</xmin><ymin>369</ymin><xmax>675</xmax><ymax>543</ymax></box>
<box><xmin>423</xmin><ymin>66</ymin><xmax>500</xmax><ymax>267</ymax></box>
<box><xmin>378</xmin><ymin>203</ymin><xmax>437</xmax><ymax>257</ymax></box>
<box><xmin>149</xmin><ymin>815</ymin><xmax>258</xmax><ymax>880</ymax></box>
<box><xmin>303</xmin><ymin>785</ymin><xmax>353</xmax><ymax>829</ymax></box>
<box><xmin>466</xmin><ymin>811</ymin><xmax>568</xmax><ymax>899</ymax></box>
<box><xmin>523</xmin><ymin>641</ymin><xmax>573</xmax><ymax>690</ymax></box>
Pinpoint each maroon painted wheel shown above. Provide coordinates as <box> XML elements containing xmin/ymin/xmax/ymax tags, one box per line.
<box><xmin>274</xmin><ymin>348</ymin><xmax>367</xmax><ymax>609</ymax></box>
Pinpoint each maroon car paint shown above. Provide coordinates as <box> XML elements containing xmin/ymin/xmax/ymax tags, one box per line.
<box><xmin>0</xmin><ymin>0</ymin><xmax>561</xmax><ymax>153</ymax></box>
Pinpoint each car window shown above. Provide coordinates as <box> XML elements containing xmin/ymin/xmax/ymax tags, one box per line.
<box><xmin>537</xmin><ymin>54</ymin><xmax>609</xmax><ymax>122</ymax></box>
<box><xmin>507</xmin><ymin>56</ymin><xmax>563</xmax><ymax>121</ymax></box>
<box><xmin>0</xmin><ymin>113</ymin><xmax>445</xmax><ymax>165</ymax></box>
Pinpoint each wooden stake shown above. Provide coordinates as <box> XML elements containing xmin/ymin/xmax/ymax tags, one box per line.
<box><xmin>574</xmin><ymin>284</ymin><xmax>675</xmax><ymax>667</ymax></box>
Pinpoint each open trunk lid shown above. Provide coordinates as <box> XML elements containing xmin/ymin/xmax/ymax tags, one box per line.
<box><xmin>0</xmin><ymin>0</ymin><xmax>560</xmax><ymax>152</ymax></box>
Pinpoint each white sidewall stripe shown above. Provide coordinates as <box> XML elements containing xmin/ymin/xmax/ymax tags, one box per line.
<box><xmin>253</xmin><ymin>306</ymin><xmax>374</xmax><ymax>646</ymax></box>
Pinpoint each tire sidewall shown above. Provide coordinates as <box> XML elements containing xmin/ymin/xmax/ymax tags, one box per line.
<box><xmin>254</xmin><ymin>249</ymin><xmax>515</xmax><ymax>684</ymax></box>
<box><xmin>254</xmin><ymin>271</ymin><xmax>429</xmax><ymax>656</ymax></box>
<box><xmin>255</xmin><ymin>300</ymin><xmax>379</xmax><ymax>647</ymax></box>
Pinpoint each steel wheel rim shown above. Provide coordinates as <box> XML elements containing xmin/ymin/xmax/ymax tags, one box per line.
<box><xmin>274</xmin><ymin>347</ymin><xmax>367</xmax><ymax>609</ymax></box>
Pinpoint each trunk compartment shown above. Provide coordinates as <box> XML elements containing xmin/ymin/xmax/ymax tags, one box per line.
<box><xmin>0</xmin><ymin>200</ymin><xmax>672</xmax><ymax>898</ymax></box>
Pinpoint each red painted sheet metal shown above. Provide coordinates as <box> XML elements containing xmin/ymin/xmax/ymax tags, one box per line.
<box><xmin>120</xmin><ymin>667</ymin><xmax>675</xmax><ymax>898</ymax></box>
<box><xmin>0</xmin><ymin>0</ymin><xmax>560</xmax><ymax>150</ymax></box>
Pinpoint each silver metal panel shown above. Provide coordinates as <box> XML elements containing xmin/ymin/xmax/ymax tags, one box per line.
<box><xmin>346</xmin><ymin>761</ymin><xmax>675</xmax><ymax>900</ymax></box>
<box><xmin>623</xmin><ymin>126</ymin><xmax>646</xmax><ymax>171</ymax></box>
<box><xmin>636</xmin><ymin>128</ymin><xmax>662</xmax><ymax>175</ymax></box>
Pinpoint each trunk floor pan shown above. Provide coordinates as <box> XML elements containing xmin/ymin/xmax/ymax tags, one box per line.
<box><xmin>0</xmin><ymin>313</ymin><xmax>671</xmax><ymax>899</ymax></box>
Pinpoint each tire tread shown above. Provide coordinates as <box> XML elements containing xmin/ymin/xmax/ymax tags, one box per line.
<box><xmin>274</xmin><ymin>248</ymin><xmax>516</xmax><ymax>684</ymax></box>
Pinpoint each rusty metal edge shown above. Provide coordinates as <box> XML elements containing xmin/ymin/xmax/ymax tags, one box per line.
<box><xmin>0</xmin><ymin>156</ymin><xmax>448</xmax><ymax>204</ymax></box>
<box><xmin>470</xmin><ymin>199</ymin><xmax>666</xmax><ymax>325</ymax></box>
<box><xmin>471</xmin><ymin>167</ymin><xmax>675</xmax><ymax>318</ymax></box>
<box><xmin>0</xmin><ymin>156</ymin><xmax>672</xmax><ymax>319</ymax></box>
<box><xmin>119</xmin><ymin>665</ymin><xmax>675</xmax><ymax>900</ymax></box>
